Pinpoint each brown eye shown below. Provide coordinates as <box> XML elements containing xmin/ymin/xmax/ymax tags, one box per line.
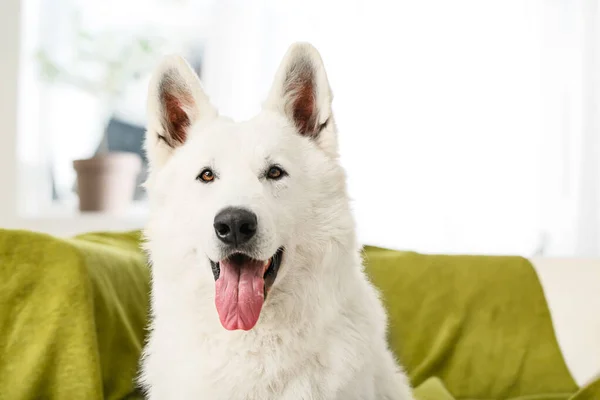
<box><xmin>267</xmin><ymin>166</ymin><xmax>286</xmax><ymax>180</ymax></box>
<box><xmin>197</xmin><ymin>168</ymin><xmax>215</xmax><ymax>183</ymax></box>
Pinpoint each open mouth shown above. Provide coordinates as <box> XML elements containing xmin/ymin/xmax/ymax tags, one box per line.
<box><xmin>209</xmin><ymin>247</ymin><xmax>284</xmax><ymax>331</ymax></box>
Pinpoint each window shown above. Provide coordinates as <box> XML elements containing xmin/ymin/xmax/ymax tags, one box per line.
<box><xmin>4</xmin><ymin>0</ymin><xmax>599</xmax><ymax>255</ymax></box>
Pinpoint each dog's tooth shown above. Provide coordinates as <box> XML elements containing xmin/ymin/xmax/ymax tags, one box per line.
<box><xmin>263</xmin><ymin>258</ymin><xmax>272</xmax><ymax>273</ymax></box>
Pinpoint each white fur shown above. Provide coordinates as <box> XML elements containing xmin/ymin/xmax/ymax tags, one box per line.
<box><xmin>140</xmin><ymin>42</ymin><xmax>414</xmax><ymax>400</ymax></box>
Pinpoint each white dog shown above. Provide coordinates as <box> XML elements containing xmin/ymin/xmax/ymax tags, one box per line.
<box><xmin>139</xmin><ymin>42</ymin><xmax>414</xmax><ymax>400</ymax></box>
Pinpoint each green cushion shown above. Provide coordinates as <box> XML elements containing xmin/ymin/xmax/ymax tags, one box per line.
<box><xmin>0</xmin><ymin>230</ymin><xmax>148</xmax><ymax>400</ymax></box>
<box><xmin>413</xmin><ymin>377</ymin><xmax>455</xmax><ymax>400</ymax></box>
<box><xmin>363</xmin><ymin>246</ymin><xmax>599</xmax><ymax>400</ymax></box>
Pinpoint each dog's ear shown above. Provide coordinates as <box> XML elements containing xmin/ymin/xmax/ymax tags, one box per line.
<box><xmin>145</xmin><ymin>55</ymin><xmax>217</xmax><ymax>168</ymax></box>
<box><xmin>264</xmin><ymin>43</ymin><xmax>335</xmax><ymax>147</ymax></box>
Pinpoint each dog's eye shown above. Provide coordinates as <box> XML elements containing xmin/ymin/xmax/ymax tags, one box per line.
<box><xmin>197</xmin><ymin>168</ymin><xmax>215</xmax><ymax>183</ymax></box>
<box><xmin>266</xmin><ymin>166</ymin><xmax>286</xmax><ymax>180</ymax></box>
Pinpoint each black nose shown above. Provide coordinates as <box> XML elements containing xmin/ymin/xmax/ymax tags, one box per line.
<box><xmin>213</xmin><ymin>207</ymin><xmax>258</xmax><ymax>247</ymax></box>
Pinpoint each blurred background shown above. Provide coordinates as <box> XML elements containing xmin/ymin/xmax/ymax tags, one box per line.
<box><xmin>0</xmin><ymin>0</ymin><xmax>599</xmax><ymax>256</ymax></box>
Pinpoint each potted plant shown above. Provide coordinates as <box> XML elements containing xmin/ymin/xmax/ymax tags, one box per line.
<box><xmin>37</xmin><ymin>18</ymin><xmax>164</xmax><ymax>212</ymax></box>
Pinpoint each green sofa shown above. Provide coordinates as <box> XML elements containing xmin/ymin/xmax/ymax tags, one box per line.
<box><xmin>0</xmin><ymin>230</ymin><xmax>597</xmax><ymax>400</ymax></box>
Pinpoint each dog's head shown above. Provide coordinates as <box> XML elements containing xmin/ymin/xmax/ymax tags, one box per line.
<box><xmin>144</xmin><ymin>43</ymin><xmax>348</xmax><ymax>331</ymax></box>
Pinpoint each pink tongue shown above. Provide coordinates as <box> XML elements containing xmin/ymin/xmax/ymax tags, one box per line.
<box><xmin>215</xmin><ymin>259</ymin><xmax>265</xmax><ymax>330</ymax></box>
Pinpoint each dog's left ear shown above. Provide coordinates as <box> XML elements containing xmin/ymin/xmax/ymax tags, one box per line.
<box><xmin>264</xmin><ymin>43</ymin><xmax>336</xmax><ymax>151</ymax></box>
<box><xmin>145</xmin><ymin>55</ymin><xmax>217</xmax><ymax>170</ymax></box>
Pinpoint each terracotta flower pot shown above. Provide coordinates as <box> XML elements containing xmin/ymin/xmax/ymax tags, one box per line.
<box><xmin>73</xmin><ymin>152</ymin><xmax>142</xmax><ymax>213</ymax></box>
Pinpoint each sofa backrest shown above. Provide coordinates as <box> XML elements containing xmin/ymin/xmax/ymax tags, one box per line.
<box><xmin>363</xmin><ymin>247</ymin><xmax>600</xmax><ymax>399</ymax></box>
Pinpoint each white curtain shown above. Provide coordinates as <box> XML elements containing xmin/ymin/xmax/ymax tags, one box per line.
<box><xmin>199</xmin><ymin>0</ymin><xmax>600</xmax><ymax>256</ymax></box>
<box><xmin>541</xmin><ymin>0</ymin><xmax>600</xmax><ymax>256</ymax></box>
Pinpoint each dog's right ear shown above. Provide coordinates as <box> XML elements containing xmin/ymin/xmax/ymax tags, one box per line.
<box><xmin>145</xmin><ymin>55</ymin><xmax>217</xmax><ymax>169</ymax></box>
<box><xmin>264</xmin><ymin>43</ymin><xmax>337</xmax><ymax>156</ymax></box>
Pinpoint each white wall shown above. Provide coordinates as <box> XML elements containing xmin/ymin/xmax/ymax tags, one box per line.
<box><xmin>0</xmin><ymin>0</ymin><xmax>20</xmax><ymax>224</ymax></box>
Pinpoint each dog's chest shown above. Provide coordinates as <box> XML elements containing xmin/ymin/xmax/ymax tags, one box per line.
<box><xmin>195</xmin><ymin>330</ymin><xmax>324</xmax><ymax>398</ymax></box>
